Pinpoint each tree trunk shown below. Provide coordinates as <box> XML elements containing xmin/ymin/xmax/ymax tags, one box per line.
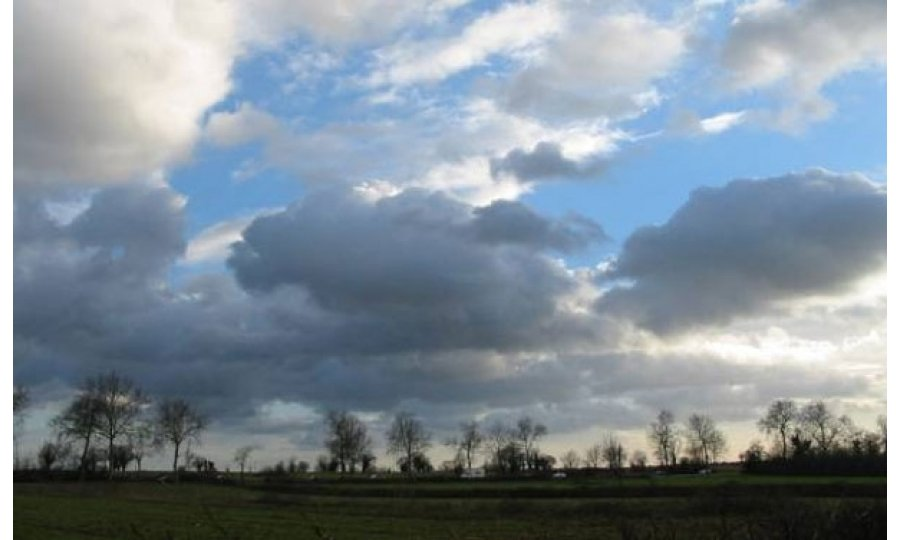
<box><xmin>78</xmin><ymin>434</ymin><xmax>92</xmax><ymax>481</ymax></box>
<box><xmin>173</xmin><ymin>442</ymin><xmax>181</xmax><ymax>483</ymax></box>
<box><xmin>107</xmin><ymin>438</ymin><xmax>115</xmax><ymax>479</ymax></box>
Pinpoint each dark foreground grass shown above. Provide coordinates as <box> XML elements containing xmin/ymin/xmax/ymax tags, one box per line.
<box><xmin>14</xmin><ymin>479</ymin><xmax>886</xmax><ymax>540</ymax></box>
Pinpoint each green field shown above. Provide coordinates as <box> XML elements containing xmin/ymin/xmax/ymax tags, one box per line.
<box><xmin>14</xmin><ymin>475</ymin><xmax>886</xmax><ymax>540</ymax></box>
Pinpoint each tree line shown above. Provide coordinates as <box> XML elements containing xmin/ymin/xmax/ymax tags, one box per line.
<box><xmin>14</xmin><ymin>377</ymin><xmax>886</xmax><ymax>479</ymax></box>
<box><xmin>743</xmin><ymin>399</ymin><xmax>886</xmax><ymax>475</ymax></box>
<box><xmin>15</xmin><ymin>372</ymin><xmax>207</xmax><ymax>482</ymax></box>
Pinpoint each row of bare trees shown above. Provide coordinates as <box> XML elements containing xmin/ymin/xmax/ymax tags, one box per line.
<box><xmin>21</xmin><ymin>372</ymin><xmax>207</xmax><ymax>482</ymax></box>
<box><xmin>318</xmin><ymin>412</ymin><xmax>554</xmax><ymax>476</ymax></box>
<box><xmin>647</xmin><ymin>410</ymin><xmax>727</xmax><ymax>467</ymax></box>
<box><xmin>317</xmin><ymin>409</ymin><xmax>731</xmax><ymax>476</ymax></box>
<box><xmin>751</xmin><ymin>399</ymin><xmax>885</xmax><ymax>462</ymax></box>
<box><xmin>318</xmin><ymin>410</ymin><xmax>435</xmax><ymax>475</ymax></box>
<box><xmin>560</xmin><ymin>433</ymin><xmax>642</xmax><ymax>472</ymax></box>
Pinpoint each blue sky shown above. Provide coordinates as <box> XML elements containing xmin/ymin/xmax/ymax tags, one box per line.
<box><xmin>14</xmin><ymin>0</ymin><xmax>887</xmax><ymax>468</ymax></box>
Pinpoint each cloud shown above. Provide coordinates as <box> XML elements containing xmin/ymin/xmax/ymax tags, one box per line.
<box><xmin>14</xmin><ymin>183</ymin><xmax>188</xmax><ymax>367</ymax></box>
<box><xmin>490</xmin><ymin>141</ymin><xmax>607</xmax><ymax>182</ymax></box>
<box><xmin>721</xmin><ymin>0</ymin><xmax>885</xmax><ymax>130</ymax></box>
<box><xmin>669</xmin><ymin>110</ymin><xmax>748</xmax><ymax>136</ymax></box>
<box><xmin>205</xmin><ymin>103</ymin><xmax>282</xmax><ymax>147</ymax></box>
<box><xmin>13</xmin><ymin>180</ymin><xmax>884</xmax><ymax>460</ymax></box>
<box><xmin>470</xmin><ymin>200</ymin><xmax>607</xmax><ymax>252</ymax></box>
<box><xmin>227</xmin><ymin>188</ymin><xmax>607</xmax><ymax>353</ymax></box>
<box><xmin>203</xmin><ymin>98</ymin><xmax>622</xmax><ymax>203</ymax></box>
<box><xmin>14</xmin><ymin>0</ymin><xmax>239</xmax><ymax>189</ymax></box>
<box><xmin>183</xmin><ymin>209</ymin><xmax>283</xmax><ymax>265</ymax></box>
<box><xmin>367</xmin><ymin>1</ymin><xmax>563</xmax><ymax>87</ymax></box>
<box><xmin>235</xmin><ymin>0</ymin><xmax>469</xmax><ymax>48</ymax></box>
<box><xmin>598</xmin><ymin>169</ymin><xmax>886</xmax><ymax>333</ymax></box>
<box><xmin>14</xmin><ymin>183</ymin><xmax>610</xmax><ymax>416</ymax></box>
<box><xmin>501</xmin><ymin>11</ymin><xmax>686</xmax><ymax>120</ymax></box>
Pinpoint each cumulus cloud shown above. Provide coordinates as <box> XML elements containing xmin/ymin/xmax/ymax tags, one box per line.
<box><xmin>598</xmin><ymin>169</ymin><xmax>886</xmax><ymax>333</ymax></box>
<box><xmin>470</xmin><ymin>200</ymin><xmax>607</xmax><ymax>252</ymax></box>
<box><xmin>227</xmin><ymin>188</ymin><xmax>607</xmax><ymax>353</ymax></box>
<box><xmin>501</xmin><ymin>11</ymin><xmax>687</xmax><ymax>120</ymax></box>
<box><xmin>13</xmin><ymin>179</ymin><xmax>884</xmax><ymax>458</ymax></box>
<box><xmin>14</xmin><ymin>0</ymin><xmax>238</xmax><ymax>189</ymax></box>
<box><xmin>721</xmin><ymin>0</ymin><xmax>885</xmax><ymax>130</ymax></box>
<box><xmin>490</xmin><ymin>141</ymin><xmax>608</xmax><ymax>182</ymax></box>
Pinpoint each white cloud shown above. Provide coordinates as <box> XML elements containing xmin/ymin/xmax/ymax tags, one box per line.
<box><xmin>205</xmin><ymin>103</ymin><xmax>282</xmax><ymax>147</ymax></box>
<box><xmin>721</xmin><ymin>0</ymin><xmax>885</xmax><ymax>130</ymax></box>
<box><xmin>202</xmin><ymin>97</ymin><xmax>624</xmax><ymax>203</ymax></box>
<box><xmin>699</xmin><ymin>111</ymin><xmax>747</xmax><ymax>133</ymax></box>
<box><xmin>668</xmin><ymin>109</ymin><xmax>748</xmax><ymax>136</ymax></box>
<box><xmin>234</xmin><ymin>0</ymin><xmax>470</xmax><ymax>47</ymax></box>
<box><xmin>502</xmin><ymin>11</ymin><xmax>687</xmax><ymax>120</ymax></box>
<box><xmin>15</xmin><ymin>0</ymin><xmax>239</xmax><ymax>189</ymax></box>
<box><xmin>368</xmin><ymin>1</ymin><xmax>564</xmax><ymax>87</ymax></box>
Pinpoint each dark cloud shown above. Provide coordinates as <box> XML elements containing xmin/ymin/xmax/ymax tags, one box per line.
<box><xmin>15</xmin><ymin>185</ymin><xmax>610</xmax><ymax>420</ymax></box>
<box><xmin>598</xmin><ymin>170</ymin><xmax>886</xmax><ymax>333</ymax></box>
<box><xmin>490</xmin><ymin>141</ymin><xmax>606</xmax><ymax>183</ymax></box>
<box><xmin>470</xmin><ymin>200</ymin><xmax>607</xmax><ymax>252</ymax></box>
<box><xmin>13</xmin><ymin>174</ymin><xmax>883</xmax><ymax>445</ymax></box>
<box><xmin>228</xmin><ymin>188</ymin><xmax>606</xmax><ymax>353</ymax></box>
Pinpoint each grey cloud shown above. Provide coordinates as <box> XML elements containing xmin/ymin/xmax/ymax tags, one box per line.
<box><xmin>68</xmin><ymin>185</ymin><xmax>187</xmax><ymax>274</ymax></box>
<box><xmin>721</xmin><ymin>0</ymin><xmax>885</xmax><ymax>131</ymax></box>
<box><xmin>490</xmin><ymin>142</ymin><xmax>607</xmax><ymax>183</ymax></box>
<box><xmin>228</xmin><ymin>188</ymin><xmax>606</xmax><ymax>353</ymax></box>
<box><xmin>598</xmin><ymin>169</ymin><xmax>886</xmax><ymax>333</ymax></box>
<box><xmin>15</xmin><ymin>185</ymin><xmax>610</xmax><ymax>421</ymax></box>
<box><xmin>13</xmin><ymin>177</ymin><xmax>883</xmax><ymax>449</ymax></box>
<box><xmin>470</xmin><ymin>200</ymin><xmax>607</xmax><ymax>252</ymax></box>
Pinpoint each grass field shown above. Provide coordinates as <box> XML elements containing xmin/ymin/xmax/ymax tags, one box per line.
<box><xmin>14</xmin><ymin>474</ymin><xmax>887</xmax><ymax>540</ymax></box>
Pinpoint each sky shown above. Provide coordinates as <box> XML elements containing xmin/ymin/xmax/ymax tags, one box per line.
<box><xmin>12</xmin><ymin>0</ymin><xmax>887</xmax><ymax>470</ymax></box>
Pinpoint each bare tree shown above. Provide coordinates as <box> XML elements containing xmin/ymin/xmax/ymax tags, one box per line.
<box><xmin>800</xmin><ymin>400</ymin><xmax>842</xmax><ymax>453</ymax></box>
<box><xmin>583</xmin><ymin>443</ymin><xmax>603</xmax><ymax>469</ymax></box>
<box><xmin>630</xmin><ymin>449</ymin><xmax>648</xmax><ymax>470</ymax></box>
<box><xmin>324</xmin><ymin>410</ymin><xmax>372</xmax><ymax>473</ymax></box>
<box><xmin>877</xmin><ymin>414</ymin><xmax>886</xmax><ymax>454</ymax></box>
<box><xmin>560</xmin><ymin>449</ymin><xmax>580</xmax><ymax>470</ymax></box>
<box><xmin>128</xmin><ymin>423</ymin><xmax>155</xmax><ymax>472</ymax></box>
<box><xmin>648</xmin><ymin>410</ymin><xmax>679</xmax><ymax>467</ymax></box>
<box><xmin>38</xmin><ymin>440</ymin><xmax>66</xmax><ymax>471</ymax></box>
<box><xmin>156</xmin><ymin>398</ymin><xmax>206</xmax><ymax>481</ymax></box>
<box><xmin>757</xmin><ymin>399</ymin><xmax>798</xmax><ymax>460</ymax></box>
<box><xmin>234</xmin><ymin>445</ymin><xmax>257</xmax><ymax>483</ymax></box>
<box><xmin>515</xmin><ymin>416</ymin><xmax>547</xmax><ymax>471</ymax></box>
<box><xmin>51</xmin><ymin>380</ymin><xmax>103</xmax><ymax>480</ymax></box>
<box><xmin>93</xmin><ymin>372</ymin><xmax>148</xmax><ymax>478</ymax></box>
<box><xmin>483</xmin><ymin>421</ymin><xmax>512</xmax><ymax>471</ymax></box>
<box><xmin>685</xmin><ymin>414</ymin><xmax>726</xmax><ymax>465</ymax></box>
<box><xmin>14</xmin><ymin>386</ymin><xmax>30</xmax><ymax>470</ymax></box>
<box><xmin>445</xmin><ymin>420</ymin><xmax>484</xmax><ymax>470</ymax></box>
<box><xmin>601</xmin><ymin>433</ymin><xmax>627</xmax><ymax>471</ymax></box>
<box><xmin>386</xmin><ymin>411</ymin><xmax>431</xmax><ymax>477</ymax></box>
